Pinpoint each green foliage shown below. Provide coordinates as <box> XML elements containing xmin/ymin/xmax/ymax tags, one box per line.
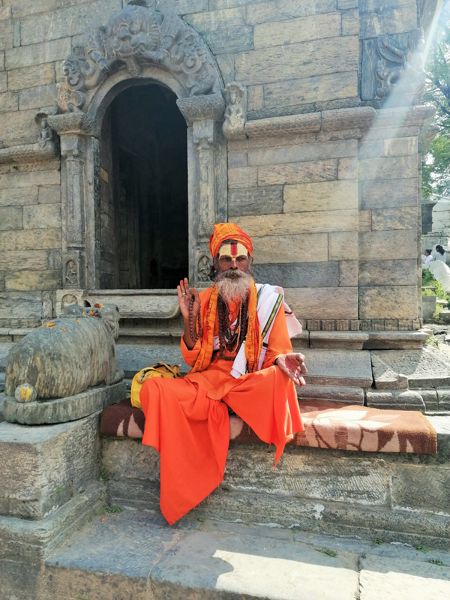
<box><xmin>103</xmin><ymin>504</ymin><xmax>123</xmax><ymax>514</ymax></box>
<box><xmin>421</xmin><ymin>269</ymin><xmax>448</xmax><ymax>299</ymax></box>
<box><xmin>422</xmin><ymin>13</ymin><xmax>450</xmax><ymax>200</ymax></box>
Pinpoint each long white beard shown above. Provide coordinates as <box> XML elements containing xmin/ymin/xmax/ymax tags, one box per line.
<box><xmin>216</xmin><ymin>270</ymin><xmax>253</xmax><ymax>304</ymax></box>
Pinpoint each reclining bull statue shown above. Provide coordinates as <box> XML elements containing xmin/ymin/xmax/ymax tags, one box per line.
<box><xmin>5</xmin><ymin>303</ymin><xmax>123</xmax><ymax>401</ymax></box>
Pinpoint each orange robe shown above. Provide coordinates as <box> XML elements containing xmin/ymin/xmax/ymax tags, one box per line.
<box><xmin>139</xmin><ymin>288</ymin><xmax>303</xmax><ymax>525</ymax></box>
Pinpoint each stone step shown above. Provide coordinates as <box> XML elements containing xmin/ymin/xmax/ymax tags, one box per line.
<box><xmin>116</xmin><ymin>343</ymin><xmax>374</xmax><ymax>387</ymax></box>
<box><xmin>38</xmin><ymin>508</ymin><xmax>450</xmax><ymax>600</ymax></box>
<box><xmin>101</xmin><ymin>414</ymin><xmax>450</xmax><ymax>549</ymax></box>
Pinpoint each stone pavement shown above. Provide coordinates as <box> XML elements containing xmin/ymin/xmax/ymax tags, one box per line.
<box><xmin>39</xmin><ymin>508</ymin><xmax>450</xmax><ymax>600</ymax></box>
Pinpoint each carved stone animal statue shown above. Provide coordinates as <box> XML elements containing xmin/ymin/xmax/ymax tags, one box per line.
<box><xmin>5</xmin><ymin>304</ymin><xmax>122</xmax><ymax>400</ymax></box>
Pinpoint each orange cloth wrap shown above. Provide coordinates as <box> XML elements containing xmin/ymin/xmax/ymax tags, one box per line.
<box><xmin>190</xmin><ymin>282</ymin><xmax>262</xmax><ymax>374</ymax></box>
<box><xmin>209</xmin><ymin>223</ymin><xmax>253</xmax><ymax>257</ymax></box>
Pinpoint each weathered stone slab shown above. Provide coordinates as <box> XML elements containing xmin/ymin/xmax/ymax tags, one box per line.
<box><xmin>22</xmin><ymin>203</ymin><xmax>61</xmax><ymax>229</ymax></box>
<box><xmin>0</xmin><ymin>186</ymin><xmax>38</xmax><ymax>207</ymax></box>
<box><xmin>0</xmin><ymin>206</ymin><xmax>22</xmax><ymax>230</ymax></box>
<box><xmin>0</xmin><ymin>169</ymin><xmax>60</xmax><ymax>189</ymax></box>
<box><xmin>20</xmin><ymin>0</ymin><xmax>121</xmax><ymax>46</ymax></box>
<box><xmin>38</xmin><ymin>185</ymin><xmax>60</xmax><ymax>204</ymax></box>
<box><xmin>117</xmin><ymin>344</ymin><xmax>189</xmax><ymax>378</ymax></box>
<box><xmin>186</xmin><ymin>7</ymin><xmax>253</xmax><ymax>53</ymax></box>
<box><xmin>235</xmin><ymin>36</ymin><xmax>358</xmax><ymax>84</ymax></box>
<box><xmin>371</xmin><ymin>206</ymin><xmax>418</xmax><ymax>231</ymax></box>
<box><xmin>0</xmin><ymin>228</ymin><xmax>61</xmax><ymax>251</ymax></box>
<box><xmin>384</xmin><ymin>136</ymin><xmax>418</xmax><ymax>156</ymax></box>
<box><xmin>359</xmin><ymin>260</ymin><xmax>418</xmax><ymax>286</ymax></box>
<box><xmin>228</xmin><ymin>166</ymin><xmax>258</xmax><ymax>188</ymax></box>
<box><xmin>299</xmin><ymin>385</ymin><xmax>365</xmax><ymax>404</ymax></box>
<box><xmin>364</xmin><ymin>331</ymin><xmax>428</xmax><ymax>350</ymax></box>
<box><xmin>302</xmin><ymin>349</ymin><xmax>373</xmax><ymax>387</ymax></box>
<box><xmin>5</xmin><ymin>270</ymin><xmax>60</xmax><ymax>291</ymax></box>
<box><xmin>7</xmin><ymin>63</ymin><xmax>55</xmax><ymax>91</ymax></box>
<box><xmin>228</xmin><ymin>186</ymin><xmax>283</xmax><ymax>216</ymax></box>
<box><xmin>328</xmin><ymin>231</ymin><xmax>359</xmax><ymax>261</ymax></box>
<box><xmin>0</xmin><ymin>293</ymin><xmax>42</xmax><ymax>322</ymax></box>
<box><xmin>254</xmin><ymin>262</ymin><xmax>340</xmax><ymax>288</ymax></box>
<box><xmin>263</xmin><ymin>71</ymin><xmax>357</xmax><ymax>109</ymax></box>
<box><xmin>2</xmin><ymin>381</ymin><xmax>125</xmax><ymax>426</ymax></box>
<box><xmin>0</xmin><ymin>91</ymin><xmax>18</xmax><ymax>113</ymax></box>
<box><xmin>248</xmin><ymin>140</ymin><xmax>358</xmax><ymax>166</ymax></box>
<box><xmin>254</xmin><ymin>12</ymin><xmax>341</xmax><ymax>48</ymax></box>
<box><xmin>359</xmin><ymin>286</ymin><xmax>418</xmax><ymax>320</ymax></box>
<box><xmin>359</xmin><ymin>556</ymin><xmax>450</xmax><ymax>600</ymax></box>
<box><xmin>309</xmin><ymin>332</ymin><xmax>369</xmax><ymax>350</ymax></box>
<box><xmin>371</xmin><ymin>347</ymin><xmax>450</xmax><ymax>389</ymax></box>
<box><xmin>0</xmin><ymin>251</ymin><xmax>49</xmax><ymax>272</ymax></box>
<box><xmin>252</xmin><ymin>233</ymin><xmax>328</xmax><ymax>263</ymax></box>
<box><xmin>284</xmin><ymin>180</ymin><xmax>358</xmax><ymax>213</ymax></box>
<box><xmin>359</xmin><ymin>156</ymin><xmax>417</xmax><ymax>180</ymax></box>
<box><xmin>365</xmin><ymin>390</ymin><xmax>425</xmax><ymax>411</ymax></box>
<box><xmin>18</xmin><ymin>83</ymin><xmax>56</xmax><ymax>110</ymax></box>
<box><xmin>152</xmin><ymin>527</ymin><xmax>359</xmax><ymax>600</ymax></box>
<box><xmin>359</xmin><ymin>230</ymin><xmax>418</xmax><ymax>260</ymax></box>
<box><xmin>237</xmin><ymin>210</ymin><xmax>358</xmax><ymax>237</ymax></box>
<box><xmin>258</xmin><ymin>159</ymin><xmax>338</xmax><ymax>185</ymax></box>
<box><xmin>285</xmin><ymin>288</ymin><xmax>358</xmax><ymax>320</ymax></box>
<box><xmin>0</xmin><ymin>415</ymin><xmax>100</xmax><ymax>518</ymax></box>
<box><xmin>245</xmin><ymin>0</ymin><xmax>339</xmax><ymax>26</ymax></box>
<box><xmin>360</xmin><ymin>178</ymin><xmax>418</xmax><ymax>209</ymax></box>
<box><xmin>371</xmin><ymin>354</ymin><xmax>409</xmax><ymax>390</ymax></box>
<box><xmin>437</xmin><ymin>389</ymin><xmax>450</xmax><ymax>411</ymax></box>
<box><xmin>391</xmin><ymin>463</ymin><xmax>450</xmax><ymax>513</ymax></box>
<box><xmin>5</xmin><ymin>38</ymin><xmax>71</xmax><ymax>70</ymax></box>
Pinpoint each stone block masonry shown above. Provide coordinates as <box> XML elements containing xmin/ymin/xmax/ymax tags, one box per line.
<box><xmin>0</xmin><ymin>0</ymin><xmax>433</xmax><ymax>331</ymax></box>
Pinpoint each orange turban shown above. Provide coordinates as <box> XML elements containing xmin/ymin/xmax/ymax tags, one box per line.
<box><xmin>209</xmin><ymin>223</ymin><xmax>253</xmax><ymax>257</ymax></box>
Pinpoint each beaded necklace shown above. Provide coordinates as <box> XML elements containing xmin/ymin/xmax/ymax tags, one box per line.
<box><xmin>217</xmin><ymin>295</ymin><xmax>248</xmax><ymax>356</ymax></box>
<box><xmin>188</xmin><ymin>294</ymin><xmax>202</xmax><ymax>343</ymax></box>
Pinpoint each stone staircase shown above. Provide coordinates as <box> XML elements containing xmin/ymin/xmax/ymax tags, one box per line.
<box><xmin>1</xmin><ymin>318</ymin><xmax>450</xmax><ymax>599</ymax></box>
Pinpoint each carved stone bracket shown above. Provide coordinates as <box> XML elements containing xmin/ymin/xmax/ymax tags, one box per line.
<box><xmin>362</xmin><ymin>29</ymin><xmax>425</xmax><ymax>105</ymax></box>
<box><xmin>197</xmin><ymin>253</ymin><xmax>211</xmax><ymax>283</ymax></box>
<box><xmin>57</xmin><ymin>0</ymin><xmax>222</xmax><ymax>114</ymax></box>
<box><xmin>177</xmin><ymin>93</ymin><xmax>225</xmax><ymax>123</ymax></box>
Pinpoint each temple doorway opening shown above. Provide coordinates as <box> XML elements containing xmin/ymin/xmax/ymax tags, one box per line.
<box><xmin>99</xmin><ymin>82</ymin><xmax>188</xmax><ymax>290</ymax></box>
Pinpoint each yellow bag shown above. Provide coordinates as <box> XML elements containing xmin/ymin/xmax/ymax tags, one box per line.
<box><xmin>130</xmin><ymin>362</ymin><xmax>181</xmax><ymax>409</ymax></box>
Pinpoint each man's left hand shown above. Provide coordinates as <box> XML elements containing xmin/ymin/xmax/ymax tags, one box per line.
<box><xmin>275</xmin><ymin>353</ymin><xmax>307</xmax><ymax>386</ymax></box>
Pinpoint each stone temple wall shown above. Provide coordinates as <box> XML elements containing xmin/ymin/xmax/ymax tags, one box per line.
<box><xmin>0</xmin><ymin>0</ymin><xmax>436</xmax><ymax>330</ymax></box>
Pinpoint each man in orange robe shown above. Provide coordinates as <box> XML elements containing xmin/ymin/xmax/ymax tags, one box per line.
<box><xmin>138</xmin><ymin>223</ymin><xmax>307</xmax><ymax>525</ymax></box>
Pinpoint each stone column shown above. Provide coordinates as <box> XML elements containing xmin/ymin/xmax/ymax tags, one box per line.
<box><xmin>47</xmin><ymin>114</ymin><xmax>95</xmax><ymax>292</ymax></box>
<box><xmin>177</xmin><ymin>93</ymin><xmax>226</xmax><ymax>285</ymax></box>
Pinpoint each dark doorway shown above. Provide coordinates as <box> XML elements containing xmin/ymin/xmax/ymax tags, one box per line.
<box><xmin>99</xmin><ymin>83</ymin><xmax>188</xmax><ymax>289</ymax></box>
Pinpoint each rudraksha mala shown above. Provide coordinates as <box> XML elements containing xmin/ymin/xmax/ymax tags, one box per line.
<box><xmin>188</xmin><ymin>294</ymin><xmax>202</xmax><ymax>343</ymax></box>
<box><xmin>218</xmin><ymin>296</ymin><xmax>248</xmax><ymax>355</ymax></box>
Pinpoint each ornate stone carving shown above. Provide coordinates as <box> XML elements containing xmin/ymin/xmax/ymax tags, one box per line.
<box><xmin>0</xmin><ymin>112</ymin><xmax>57</xmax><ymax>165</ymax></box>
<box><xmin>223</xmin><ymin>82</ymin><xmax>246</xmax><ymax>140</ymax></box>
<box><xmin>57</xmin><ymin>0</ymin><xmax>221</xmax><ymax>113</ymax></box>
<box><xmin>64</xmin><ymin>257</ymin><xmax>80</xmax><ymax>288</ymax></box>
<box><xmin>362</xmin><ymin>30</ymin><xmax>425</xmax><ymax>104</ymax></box>
<box><xmin>193</xmin><ymin>120</ymin><xmax>216</xmax><ymax>239</ymax></box>
<box><xmin>197</xmin><ymin>254</ymin><xmax>211</xmax><ymax>282</ymax></box>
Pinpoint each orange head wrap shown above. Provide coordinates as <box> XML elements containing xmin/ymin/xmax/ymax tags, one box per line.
<box><xmin>209</xmin><ymin>223</ymin><xmax>253</xmax><ymax>257</ymax></box>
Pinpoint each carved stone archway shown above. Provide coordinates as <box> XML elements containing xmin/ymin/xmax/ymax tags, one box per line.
<box><xmin>48</xmin><ymin>0</ymin><xmax>226</xmax><ymax>292</ymax></box>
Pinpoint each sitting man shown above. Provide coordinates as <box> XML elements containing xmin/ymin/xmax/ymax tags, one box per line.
<box><xmin>138</xmin><ymin>223</ymin><xmax>307</xmax><ymax>524</ymax></box>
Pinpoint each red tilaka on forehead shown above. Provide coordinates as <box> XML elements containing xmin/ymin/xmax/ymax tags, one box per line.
<box><xmin>231</xmin><ymin>242</ymin><xmax>238</xmax><ymax>257</ymax></box>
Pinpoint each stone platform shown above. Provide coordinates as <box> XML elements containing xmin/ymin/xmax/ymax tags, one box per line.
<box><xmin>38</xmin><ymin>509</ymin><xmax>450</xmax><ymax>600</ymax></box>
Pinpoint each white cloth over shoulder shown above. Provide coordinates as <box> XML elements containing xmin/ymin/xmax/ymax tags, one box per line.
<box><xmin>230</xmin><ymin>283</ymin><xmax>302</xmax><ymax>379</ymax></box>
